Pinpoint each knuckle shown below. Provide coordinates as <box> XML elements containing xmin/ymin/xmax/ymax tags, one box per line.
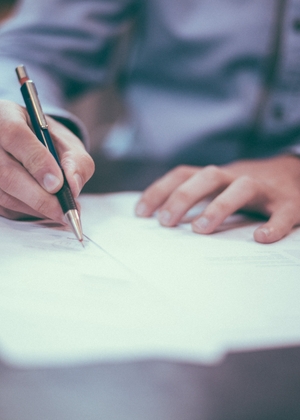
<box><xmin>25</xmin><ymin>149</ymin><xmax>48</xmax><ymax>174</ymax></box>
<box><xmin>33</xmin><ymin>197</ymin><xmax>52</xmax><ymax>215</ymax></box>
<box><xmin>62</xmin><ymin>151</ymin><xmax>95</xmax><ymax>182</ymax></box>
<box><xmin>151</xmin><ymin>182</ymin><xmax>169</xmax><ymax>197</ymax></box>
<box><xmin>0</xmin><ymin>105</ymin><xmax>28</xmax><ymax>148</ymax></box>
<box><xmin>172</xmin><ymin>187</ymin><xmax>191</xmax><ymax>204</ymax></box>
<box><xmin>174</xmin><ymin>164</ymin><xmax>189</xmax><ymax>173</ymax></box>
<box><xmin>203</xmin><ymin>165</ymin><xmax>222</xmax><ymax>179</ymax></box>
<box><xmin>0</xmin><ymin>163</ymin><xmax>18</xmax><ymax>192</ymax></box>
<box><xmin>81</xmin><ymin>153</ymin><xmax>95</xmax><ymax>181</ymax></box>
<box><xmin>172</xmin><ymin>165</ymin><xmax>194</xmax><ymax>179</ymax></box>
<box><xmin>0</xmin><ymin>124</ymin><xmax>20</xmax><ymax>149</ymax></box>
<box><xmin>212</xmin><ymin>198</ymin><xmax>229</xmax><ymax>214</ymax></box>
<box><xmin>236</xmin><ymin>175</ymin><xmax>257</xmax><ymax>193</ymax></box>
<box><xmin>0</xmin><ymin>189</ymin><xmax>15</xmax><ymax>209</ymax></box>
<box><xmin>279</xmin><ymin>201</ymin><xmax>299</xmax><ymax>223</ymax></box>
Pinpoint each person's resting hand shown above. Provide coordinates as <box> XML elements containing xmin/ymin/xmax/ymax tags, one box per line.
<box><xmin>0</xmin><ymin>100</ymin><xmax>94</xmax><ymax>222</ymax></box>
<box><xmin>135</xmin><ymin>155</ymin><xmax>300</xmax><ymax>243</ymax></box>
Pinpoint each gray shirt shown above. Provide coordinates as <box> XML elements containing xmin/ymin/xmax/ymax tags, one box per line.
<box><xmin>0</xmin><ymin>0</ymin><xmax>300</xmax><ymax>164</ymax></box>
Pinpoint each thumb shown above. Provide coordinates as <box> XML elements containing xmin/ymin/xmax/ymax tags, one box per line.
<box><xmin>48</xmin><ymin>118</ymin><xmax>95</xmax><ymax>198</ymax></box>
<box><xmin>254</xmin><ymin>206</ymin><xmax>298</xmax><ymax>244</ymax></box>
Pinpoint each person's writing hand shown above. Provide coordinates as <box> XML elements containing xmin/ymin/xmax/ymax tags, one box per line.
<box><xmin>0</xmin><ymin>100</ymin><xmax>94</xmax><ymax>222</ymax></box>
<box><xmin>135</xmin><ymin>155</ymin><xmax>300</xmax><ymax>243</ymax></box>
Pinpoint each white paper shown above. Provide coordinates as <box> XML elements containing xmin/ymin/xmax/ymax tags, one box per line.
<box><xmin>0</xmin><ymin>192</ymin><xmax>299</xmax><ymax>367</ymax></box>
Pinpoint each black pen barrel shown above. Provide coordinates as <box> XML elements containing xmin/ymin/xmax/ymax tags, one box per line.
<box><xmin>56</xmin><ymin>177</ymin><xmax>77</xmax><ymax>213</ymax></box>
<box><xmin>40</xmin><ymin>129</ymin><xmax>78</xmax><ymax>212</ymax></box>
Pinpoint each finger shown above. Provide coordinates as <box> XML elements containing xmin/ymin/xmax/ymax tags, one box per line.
<box><xmin>57</xmin><ymin>146</ymin><xmax>95</xmax><ymax>198</ymax></box>
<box><xmin>0</xmin><ymin>151</ymin><xmax>64</xmax><ymax>222</ymax></box>
<box><xmin>1</xmin><ymin>107</ymin><xmax>64</xmax><ymax>194</ymax></box>
<box><xmin>192</xmin><ymin>176</ymin><xmax>263</xmax><ymax>234</ymax></box>
<box><xmin>135</xmin><ymin>165</ymin><xmax>198</xmax><ymax>217</ymax></box>
<box><xmin>0</xmin><ymin>189</ymin><xmax>46</xmax><ymax>219</ymax></box>
<box><xmin>0</xmin><ymin>205</ymin><xmax>38</xmax><ymax>221</ymax></box>
<box><xmin>48</xmin><ymin>118</ymin><xmax>95</xmax><ymax>197</ymax></box>
<box><xmin>254</xmin><ymin>203</ymin><xmax>299</xmax><ymax>244</ymax></box>
<box><xmin>156</xmin><ymin>165</ymin><xmax>233</xmax><ymax>227</ymax></box>
<box><xmin>0</xmin><ymin>186</ymin><xmax>79</xmax><ymax>224</ymax></box>
<box><xmin>75</xmin><ymin>199</ymin><xmax>81</xmax><ymax>215</ymax></box>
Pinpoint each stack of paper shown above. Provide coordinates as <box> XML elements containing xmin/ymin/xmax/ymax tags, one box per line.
<box><xmin>0</xmin><ymin>192</ymin><xmax>299</xmax><ymax>367</ymax></box>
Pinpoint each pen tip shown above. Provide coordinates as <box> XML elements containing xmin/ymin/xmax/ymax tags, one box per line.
<box><xmin>65</xmin><ymin>209</ymin><xmax>84</xmax><ymax>244</ymax></box>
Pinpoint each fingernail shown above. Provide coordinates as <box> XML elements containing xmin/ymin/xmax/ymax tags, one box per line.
<box><xmin>255</xmin><ymin>227</ymin><xmax>273</xmax><ymax>243</ymax></box>
<box><xmin>258</xmin><ymin>227</ymin><xmax>271</xmax><ymax>238</ymax></box>
<box><xmin>43</xmin><ymin>173</ymin><xmax>61</xmax><ymax>192</ymax></box>
<box><xmin>158</xmin><ymin>210</ymin><xmax>172</xmax><ymax>225</ymax></box>
<box><xmin>255</xmin><ymin>226</ymin><xmax>278</xmax><ymax>243</ymax></box>
<box><xmin>135</xmin><ymin>202</ymin><xmax>148</xmax><ymax>217</ymax></box>
<box><xmin>194</xmin><ymin>216</ymin><xmax>210</xmax><ymax>232</ymax></box>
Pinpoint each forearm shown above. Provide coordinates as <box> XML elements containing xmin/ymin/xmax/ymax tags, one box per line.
<box><xmin>223</xmin><ymin>154</ymin><xmax>300</xmax><ymax>180</ymax></box>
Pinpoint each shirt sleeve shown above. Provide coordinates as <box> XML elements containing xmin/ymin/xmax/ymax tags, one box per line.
<box><xmin>0</xmin><ymin>0</ymin><xmax>138</xmax><ymax>141</ymax></box>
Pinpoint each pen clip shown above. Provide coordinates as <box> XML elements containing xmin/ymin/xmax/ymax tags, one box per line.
<box><xmin>16</xmin><ymin>65</ymin><xmax>48</xmax><ymax>129</ymax></box>
<box><xmin>24</xmin><ymin>81</ymin><xmax>48</xmax><ymax>129</ymax></box>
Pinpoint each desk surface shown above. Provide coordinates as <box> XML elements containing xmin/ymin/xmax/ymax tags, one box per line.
<box><xmin>1</xmin><ymin>346</ymin><xmax>300</xmax><ymax>420</ymax></box>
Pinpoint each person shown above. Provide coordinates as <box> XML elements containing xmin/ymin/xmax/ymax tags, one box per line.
<box><xmin>1</xmin><ymin>5</ymin><xmax>300</xmax><ymax>420</ymax></box>
<box><xmin>0</xmin><ymin>0</ymin><xmax>300</xmax><ymax>244</ymax></box>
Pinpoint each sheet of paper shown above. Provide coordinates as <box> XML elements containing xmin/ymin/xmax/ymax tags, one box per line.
<box><xmin>0</xmin><ymin>192</ymin><xmax>299</xmax><ymax>368</ymax></box>
<box><xmin>83</xmin><ymin>193</ymin><xmax>300</xmax><ymax>358</ymax></box>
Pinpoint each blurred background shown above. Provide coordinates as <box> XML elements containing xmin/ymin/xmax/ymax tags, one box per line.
<box><xmin>0</xmin><ymin>0</ymin><xmax>124</xmax><ymax>157</ymax></box>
